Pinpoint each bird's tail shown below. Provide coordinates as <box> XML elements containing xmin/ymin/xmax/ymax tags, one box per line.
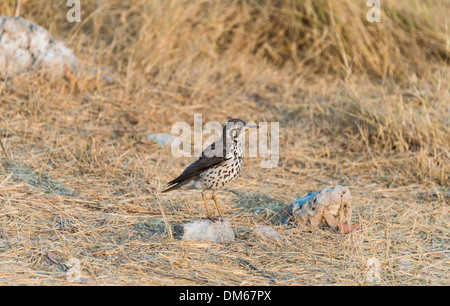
<box><xmin>161</xmin><ymin>185</ymin><xmax>178</xmax><ymax>193</ymax></box>
<box><xmin>161</xmin><ymin>181</ymin><xmax>186</xmax><ymax>193</ymax></box>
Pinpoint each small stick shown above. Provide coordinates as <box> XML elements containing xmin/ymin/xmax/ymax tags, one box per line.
<box><xmin>0</xmin><ymin>76</ymin><xmax>8</xmax><ymax>159</ymax></box>
<box><xmin>0</xmin><ymin>137</ymin><xmax>8</xmax><ymax>159</ymax></box>
<box><xmin>238</xmin><ymin>258</ymin><xmax>277</xmax><ymax>283</ymax></box>
<box><xmin>155</xmin><ymin>192</ymin><xmax>173</xmax><ymax>239</ymax></box>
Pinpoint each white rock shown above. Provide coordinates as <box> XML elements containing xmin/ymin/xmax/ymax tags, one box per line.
<box><xmin>0</xmin><ymin>16</ymin><xmax>77</xmax><ymax>78</ymax></box>
<box><xmin>174</xmin><ymin>218</ymin><xmax>235</xmax><ymax>243</ymax></box>
<box><xmin>147</xmin><ymin>133</ymin><xmax>174</xmax><ymax>147</ymax></box>
<box><xmin>397</xmin><ymin>257</ymin><xmax>412</xmax><ymax>271</ymax></box>
<box><xmin>252</xmin><ymin>226</ymin><xmax>284</xmax><ymax>242</ymax></box>
<box><xmin>284</xmin><ymin>185</ymin><xmax>355</xmax><ymax>232</ymax></box>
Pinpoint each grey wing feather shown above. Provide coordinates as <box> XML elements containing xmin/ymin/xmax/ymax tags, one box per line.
<box><xmin>164</xmin><ymin>141</ymin><xmax>227</xmax><ymax>189</ymax></box>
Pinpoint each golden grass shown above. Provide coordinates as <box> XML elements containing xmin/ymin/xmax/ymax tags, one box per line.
<box><xmin>0</xmin><ymin>0</ymin><xmax>448</xmax><ymax>285</ymax></box>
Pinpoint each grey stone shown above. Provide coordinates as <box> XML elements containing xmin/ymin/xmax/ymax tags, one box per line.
<box><xmin>174</xmin><ymin>218</ymin><xmax>235</xmax><ymax>243</ymax></box>
<box><xmin>283</xmin><ymin>185</ymin><xmax>355</xmax><ymax>232</ymax></box>
<box><xmin>252</xmin><ymin>226</ymin><xmax>284</xmax><ymax>242</ymax></box>
<box><xmin>147</xmin><ymin>133</ymin><xmax>174</xmax><ymax>147</ymax></box>
<box><xmin>0</xmin><ymin>16</ymin><xmax>77</xmax><ymax>78</ymax></box>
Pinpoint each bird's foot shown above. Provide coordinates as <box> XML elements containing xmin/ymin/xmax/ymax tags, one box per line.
<box><xmin>206</xmin><ymin>215</ymin><xmax>223</xmax><ymax>222</ymax></box>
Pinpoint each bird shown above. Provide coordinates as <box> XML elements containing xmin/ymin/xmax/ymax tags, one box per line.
<box><xmin>162</xmin><ymin>118</ymin><xmax>259</xmax><ymax>218</ymax></box>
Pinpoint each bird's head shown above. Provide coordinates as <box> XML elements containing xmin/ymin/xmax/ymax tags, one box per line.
<box><xmin>223</xmin><ymin>118</ymin><xmax>259</xmax><ymax>141</ymax></box>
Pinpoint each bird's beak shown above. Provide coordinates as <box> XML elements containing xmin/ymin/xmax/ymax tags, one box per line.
<box><xmin>244</xmin><ymin>125</ymin><xmax>260</xmax><ymax>132</ymax></box>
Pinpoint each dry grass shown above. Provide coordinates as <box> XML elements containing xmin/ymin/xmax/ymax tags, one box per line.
<box><xmin>0</xmin><ymin>0</ymin><xmax>448</xmax><ymax>285</ymax></box>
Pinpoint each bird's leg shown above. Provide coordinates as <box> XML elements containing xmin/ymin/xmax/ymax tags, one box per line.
<box><xmin>202</xmin><ymin>190</ymin><xmax>212</xmax><ymax>217</ymax></box>
<box><xmin>212</xmin><ymin>190</ymin><xmax>223</xmax><ymax>217</ymax></box>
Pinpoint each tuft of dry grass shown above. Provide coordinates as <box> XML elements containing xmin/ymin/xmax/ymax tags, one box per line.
<box><xmin>0</xmin><ymin>0</ymin><xmax>448</xmax><ymax>285</ymax></box>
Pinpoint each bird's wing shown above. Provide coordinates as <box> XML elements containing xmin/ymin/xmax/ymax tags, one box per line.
<box><xmin>166</xmin><ymin>141</ymin><xmax>227</xmax><ymax>186</ymax></box>
<box><xmin>167</xmin><ymin>140</ymin><xmax>227</xmax><ymax>186</ymax></box>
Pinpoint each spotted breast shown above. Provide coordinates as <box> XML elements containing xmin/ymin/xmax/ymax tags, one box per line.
<box><xmin>198</xmin><ymin>142</ymin><xmax>244</xmax><ymax>190</ymax></box>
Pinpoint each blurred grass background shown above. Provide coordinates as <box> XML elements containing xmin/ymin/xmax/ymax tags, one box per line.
<box><xmin>2</xmin><ymin>0</ymin><xmax>448</xmax><ymax>78</ymax></box>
